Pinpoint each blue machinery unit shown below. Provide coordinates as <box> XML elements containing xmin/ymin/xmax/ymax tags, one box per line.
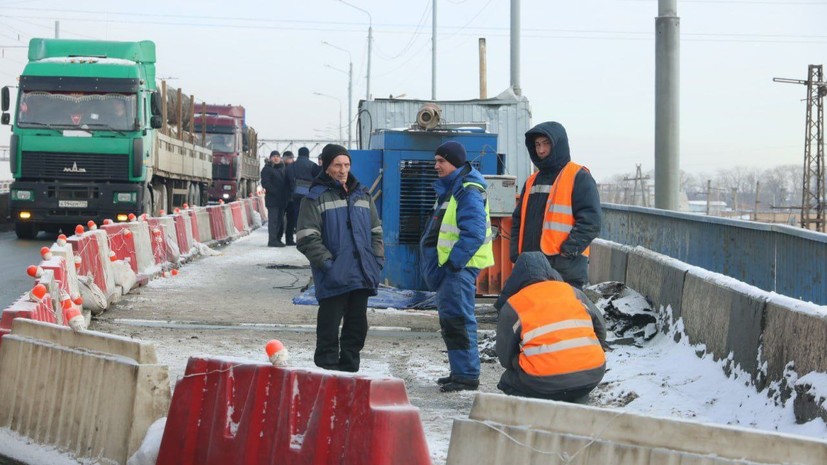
<box><xmin>350</xmin><ymin>128</ymin><xmax>499</xmax><ymax>291</ymax></box>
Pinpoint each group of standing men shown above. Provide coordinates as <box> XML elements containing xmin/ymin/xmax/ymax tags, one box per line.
<box><xmin>260</xmin><ymin>147</ymin><xmax>321</xmax><ymax>247</ymax></box>
<box><xmin>268</xmin><ymin>121</ymin><xmax>607</xmax><ymax>403</ymax></box>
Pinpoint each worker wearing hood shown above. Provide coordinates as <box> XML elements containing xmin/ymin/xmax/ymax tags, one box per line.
<box><xmin>510</xmin><ymin>121</ymin><xmax>602</xmax><ymax>288</ymax></box>
<box><xmin>495</xmin><ymin>252</ymin><xmax>607</xmax><ymax>401</ymax></box>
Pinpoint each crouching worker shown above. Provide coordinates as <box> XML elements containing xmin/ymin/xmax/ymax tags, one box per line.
<box><xmin>494</xmin><ymin>252</ymin><xmax>607</xmax><ymax>402</ymax></box>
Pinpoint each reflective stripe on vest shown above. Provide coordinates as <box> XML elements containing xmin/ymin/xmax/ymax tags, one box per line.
<box><xmin>436</xmin><ymin>181</ymin><xmax>495</xmax><ymax>269</ymax></box>
<box><xmin>509</xmin><ymin>281</ymin><xmax>604</xmax><ymax>377</ymax></box>
<box><xmin>518</xmin><ymin>161</ymin><xmax>590</xmax><ymax>257</ymax></box>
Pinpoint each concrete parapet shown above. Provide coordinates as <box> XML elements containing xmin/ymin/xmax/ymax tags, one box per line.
<box><xmin>446</xmin><ymin>393</ymin><xmax>827</xmax><ymax>465</ymax></box>
<box><xmin>0</xmin><ymin>319</ymin><xmax>170</xmax><ymax>464</ymax></box>
<box><xmin>681</xmin><ymin>270</ymin><xmax>767</xmax><ymax>384</ymax></box>
<box><xmin>588</xmin><ymin>238</ymin><xmax>631</xmax><ymax>284</ymax></box>
<box><xmin>625</xmin><ymin>246</ymin><xmax>691</xmax><ymax>324</ymax></box>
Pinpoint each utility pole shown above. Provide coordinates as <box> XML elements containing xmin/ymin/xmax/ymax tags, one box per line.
<box><xmin>774</xmin><ymin>65</ymin><xmax>827</xmax><ymax>232</ymax></box>
<box><xmin>624</xmin><ymin>164</ymin><xmax>651</xmax><ymax>206</ymax></box>
<box><xmin>479</xmin><ymin>38</ymin><xmax>487</xmax><ymax>99</ymax></box>
<box><xmin>55</xmin><ymin>21</ymin><xmax>60</xmax><ymax>39</ymax></box>
<box><xmin>706</xmin><ymin>179</ymin><xmax>712</xmax><ymax>216</ymax></box>
<box><xmin>754</xmin><ymin>181</ymin><xmax>761</xmax><ymax>221</ymax></box>
<box><xmin>510</xmin><ymin>0</ymin><xmax>521</xmax><ymax>96</ymax></box>
<box><xmin>655</xmin><ymin>0</ymin><xmax>680</xmax><ymax>211</ymax></box>
<box><xmin>432</xmin><ymin>0</ymin><xmax>437</xmax><ymax>100</ymax></box>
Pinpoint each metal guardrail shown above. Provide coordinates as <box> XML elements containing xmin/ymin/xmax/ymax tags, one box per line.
<box><xmin>601</xmin><ymin>203</ymin><xmax>827</xmax><ymax>305</ymax></box>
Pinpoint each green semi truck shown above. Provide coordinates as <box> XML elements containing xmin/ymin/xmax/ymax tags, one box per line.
<box><xmin>1</xmin><ymin>38</ymin><xmax>212</xmax><ymax>239</ymax></box>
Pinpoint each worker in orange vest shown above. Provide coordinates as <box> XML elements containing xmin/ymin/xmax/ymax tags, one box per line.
<box><xmin>495</xmin><ymin>252</ymin><xmax>607</xmax><ymax>401</ymax></box>
<box><xmin>510</xmin><ymin>122</ymin><xmax>602</xmax><ymax>288</ymax></box>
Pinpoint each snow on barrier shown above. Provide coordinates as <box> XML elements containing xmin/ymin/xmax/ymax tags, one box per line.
<box><xmin>0</xmin><ymin>319</ymin><xmax>171</xmax><ymax>464</ymax></box>
<box><xmin>446</xmin><ymin>393</ymin><xmax>827</xmax><ymax>465</ymax></box>
<box><xmin>194</xmin><ymin>207</ymin><xmax>214</xmax><ymax>244</ymax></box>
<box><xmin>156</xmin><ymin>357</ymin><xmax>431</xmax><ymax>465</ymax></box>
<box><xmin>588</xmin><ymin>238</ymin><xmax>632</xmax><ymax>285</ymax></box>
<box><xmin>625</xmin><ymin>246</ymin><xmax>692</xmax><ymax>326</ymax></box>
<box><xmin>207</xmin><ymin>205</ymin><xmax>228</xmax><ymax>242</ymax></box>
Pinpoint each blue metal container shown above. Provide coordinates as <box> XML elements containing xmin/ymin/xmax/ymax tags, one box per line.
<box><xmin>352</xmin><ymin>129</ymin><xmax>498</xmax><ymax>290</ymax></box>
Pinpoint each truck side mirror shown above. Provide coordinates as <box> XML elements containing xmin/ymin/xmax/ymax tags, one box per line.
<box><xmin>1</xmin><ymin>113</ymin><xmax>9</xmax><ymax>125</ymax></box>
<box><xmin>150</xmin><ymin>115</ymin><xmax>162</xmax><ymax>129</ymax></box>
<box><xmin>150</xmin><ymin>92</ymin><xmax>162</xmax><ymax>116</ymax></box>
<box><xmin>1</xmin><ymin>87</ymin><xmax>9</xmax><ymax>112</ymax></box>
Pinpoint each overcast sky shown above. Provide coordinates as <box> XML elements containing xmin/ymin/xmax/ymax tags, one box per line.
<box><xmin>0</xmin><ymin>0</ymin><xmax>824</xmax><ymax>182</ymax></box>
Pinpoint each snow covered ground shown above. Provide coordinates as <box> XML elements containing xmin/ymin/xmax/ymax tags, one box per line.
<box><xmin>1</xmin><ymin>227</ymin><xmax>826</xmax><ymax>464</ymax></box>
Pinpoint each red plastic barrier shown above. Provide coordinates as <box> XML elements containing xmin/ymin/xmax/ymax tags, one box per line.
<box><xmin>102</xmin><ymin>224</ymin><xmax>139</xmax><ymax>274</ymax></box>
<box><xmin>207</xmin><ymin>206</ymin><xmax>228</xmax><ymax>241</ymax></box>
<box><xmin>146</xmin><ymin>218</ymin><xmax>178</xmax><ymax>265</ymax></box>
<box><xmin>68</xmin><ymin>234</ymin><xmax>110</xmax><ymax>297</ymax></box>
<box><xmin>172</xmin><ymin>213</ymin><xmax>193</xmax><ymax>255</ymax></box>
<box><xmin>0</xmin><ymin>295</ymin><xmax>57</xmax><ymax>349</ymax></box>
<box><xmin>39</xmin><ymin>256</ymin><xmax>71</xmax><ymax>299</ymax></box>
<box><xmin>156</xmin><ymin>358</ymin><xmax>431</xmax><ymax>465</ymax></box>
<box><xmin>187</xmin><ymin>210</ymin><xmax>201</xmax><ymax>243</ymax></box>
<box><xmin>230</xmin><ymin>202</ymin><xmax>245</xmax><ymax>233</ymax></box>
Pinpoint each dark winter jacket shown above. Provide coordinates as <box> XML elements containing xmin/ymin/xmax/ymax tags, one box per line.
<box><xmin>286</xmin><ymin>153</ymin><xmax>322</xmax><ymax>200</ymax></box>
<box><xmin>420</xmin><ymin>163</ymin><xmax>489</xmax><ymax>274</ymax></box>
<box><xmin>509</xmin><ymin>121</ymin><xmax>602</xmax><ymax>287</ymax></box>
<box><xmin>495</xmin><ymin>252</ymin><xmax>607</xmax><ymax>398</ymax></box>
<box><xmin>261</xmin><ymin>162</ymin><xmax>292</xmax><ymax>209</ymax></box>
<box><xmin>296</xmin><ymin>171</ymin><xmax>384</xmax><ymax>301</ymax></box>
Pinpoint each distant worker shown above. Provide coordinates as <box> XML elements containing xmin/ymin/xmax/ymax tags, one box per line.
<box><xmin>420</xmin><ymin>141</ymin><xmax>494</xmax><ymax>392</ymax></box>
<box><xmin>260</xmin><ymin>150</ymin><xmax>291</xmax><ymax>247</ymax></box>
<box><xmin>286</xmin><ymin>147</ymin><xmax>321</xmax><ymax>246</ymax></box>
<box><xmin>296</xmin><ymin>144</ymin><xmax>384</xmax><ymax>372</ymax></box>
<box><xmin>510</xmin><ymin>121</ymin><xmax>601</xmax><ymax>289</ymax></box>
<box><xmin>282</xmin><ymin>151</ymin><xmax>297</xmax><ymax>245</ymax></box>
<box><xmin>495</xmin><ymin>252</ymin><xmax>607</xmax><ymax>401</ymax></box>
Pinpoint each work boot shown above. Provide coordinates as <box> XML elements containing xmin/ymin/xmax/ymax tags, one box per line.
<box><xmin>440</xmin><ymin>377</ymin><xmax>479</xmax><ymax>393</ymax></box>
<box><xmin>437</xmin><ymin>375</ymin><xmax>453</xmax><ymax>385</ymax></box>
<box><xmin>273</xmin><ymin>240</ymin><xmax>286</xmax><ymax>248</ymax></box>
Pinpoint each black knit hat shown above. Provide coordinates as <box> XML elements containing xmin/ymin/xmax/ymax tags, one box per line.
<box><xmin>269</xmin><ymin>150</ymin><xmax>280</xmax><ymax>159</ymax></box>
<box><xmin>435</xmin><ymin>141</ymin><xmax>466</xmax><ymax>168</ymax></box>
<box><xmin>320</xmin><ymin>144</ymin><xmax>350</xmax><ymax>171</ymax></box>
<box><xmin>298</xmin><ymin>146</ymin><xmax>310</xmax><ymax>157</ymax></box>
<box><xmin>282</xmin><ymin>150</ymin><xmax>294</xmax><ymax>159</ymax></box>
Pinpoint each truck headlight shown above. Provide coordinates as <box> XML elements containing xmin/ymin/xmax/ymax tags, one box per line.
<box><xmin>222</xmin><ymin>193</ymin><xmax>230</xmax><ymax>199</ymax></box>
<box><xmin>223</xmin><ymin>185</ymin><xmax>232</xmax><ymax>191</ymax></box>
<box><xmin>114</xmin><ymin>192</ymin><xmax>137</xmax><ymax>203</ymax></box>
<box><xmin>11</xmin><ymin>190</ymin><xmax>34</xmax><ymax>201</ymax></box>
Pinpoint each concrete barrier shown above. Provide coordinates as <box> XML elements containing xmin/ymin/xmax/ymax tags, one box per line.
<box><xmin>625</xmin><ymin>246</ymin><xmax>692</xmax><ymax>324</ymax></box>
<box><xmin>0</xmin><ymin>319</ymin><xmax>171</xmax><ymax>464</ymax></box>
<box><xmin>763</xmin><ymin>295</ymin><xmax>827</xmax><ymax>384</ymax></box>
<box><xmin>157</xmin><ymin>357</ymin><xmax>431</xmax><ymax>465</ymax></box>
<box><xmin>681</xmin><ymin>269</ymin><xmax>768</xmax><ymax>386</ymax></box>
<box><xmin>0</xmin><ymin>291</ymin><xmax>57</xmax><ymax>348</ymax></box>
<box><xmin>446</xmin><ymin>393</ymin><xmax>827</xmax><ymax>465</ymax></box>
<box><xmin>588</xmin><ymin>238</ymin><xmax>631</xmax><ymax>284</ymax></box>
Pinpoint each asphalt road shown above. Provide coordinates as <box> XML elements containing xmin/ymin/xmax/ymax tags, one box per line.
<box><xmin>0</xmin><ymin>228</ymin><xmax>55</xmax><ymax>308</ymax></box>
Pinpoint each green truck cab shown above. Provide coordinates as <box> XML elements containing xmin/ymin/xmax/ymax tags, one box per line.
<box><xmin>1</xmin><ymin>38</ymin><xmax>211</xmax><ymax>239</ymax></box>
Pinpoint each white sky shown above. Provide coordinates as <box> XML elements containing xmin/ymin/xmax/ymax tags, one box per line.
<box><xmin>0</xmin><ymin>0</ymin><xmax>824</xmax><ymax>182</ymax></box>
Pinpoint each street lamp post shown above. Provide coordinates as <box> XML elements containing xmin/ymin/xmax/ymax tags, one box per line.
<box><xmin>313</xmin><ymin>92</ymin><xmax>343</xmax><ymax>147</ymax></box>
<box><xmin>322</xmin><ymin>41</ymin><xmax>353</xmax><ymax>149</ymax></box>
<box><xmin>339</xmin><ymin>0</ymin><xmax>372</xmax><ymax>101</ymax></box>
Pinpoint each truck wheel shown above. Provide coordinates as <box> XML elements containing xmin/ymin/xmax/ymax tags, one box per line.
<box><xmin>15</xmin><ymin>222</ymin><xmax>38</xmax><ymax>239</ymax></box>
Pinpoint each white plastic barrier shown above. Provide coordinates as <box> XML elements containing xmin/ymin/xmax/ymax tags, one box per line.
<box><xmin>221</xmin><ymin>204</ymin><xmax>237</xmax><ymax>238</ymax></box>
<box><xmin>89</xmin><ymin>229</ymin><xmax>120</xmax><ymax>302</ymax></box>
<box><xmin>194</xmin><ymin>208</ymin><xmax>213</xmax><ymax>243</ymax></box>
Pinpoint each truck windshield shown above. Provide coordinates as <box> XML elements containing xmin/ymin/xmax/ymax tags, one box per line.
<box><xmin>204</xmin><ymin>133</ymin><xmax>236</xmax><ymax>153</ymax></box>
<box><xmin>17</xmin><ymin>91</ymin><xmax>138</xmax><ymax>131</ymax></box>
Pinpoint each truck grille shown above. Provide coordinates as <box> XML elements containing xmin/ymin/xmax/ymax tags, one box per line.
<box><xmin>213</xmin><ymin>164</ymin><xmax>232</xmax><ymax>180</ymax></box>
<box><xmin>21</xmin><ymin>151</ymin><xmax>129</xmax><ymax>181</ymax></box>
<box><xmin>399</xmin><ymin>160</ymin><xmax>438</xmax><ymax>245</ymax></box>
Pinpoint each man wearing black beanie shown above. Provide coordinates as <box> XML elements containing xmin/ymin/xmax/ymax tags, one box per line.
<box><xmin>296</xmin><ymin>143</ymin><xmax>384</xmax><ymax>372</ymax></box>
<box><xmin>420</xmin><ymin>140</ymin><xmax>494</xmax><ymax>392</ymax></box>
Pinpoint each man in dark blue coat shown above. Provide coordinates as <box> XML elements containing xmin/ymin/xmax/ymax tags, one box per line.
<box><xmin>286</xmin><ymin>146</ymin><xmax>321</xmax><ymax>246</ymax></box>
<box><xmin>260</xmin><ymin>150</ymin><xmax>292</xmax><ymax>247</ymax></box>
<box><xmin>296</xmin><ymin>144</ymin><xmax>384</xmax><ymax>372</ymax></box>
<box><xmin>510</xmin><ymin>122</ymin><xmax>602</xmax><ymax>288</ymax></box>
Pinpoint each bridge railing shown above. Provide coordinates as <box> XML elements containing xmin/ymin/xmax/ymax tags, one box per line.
<box><xmin>601</xmin><ymin>203</ymin><xmax>827</xmax><ymax>305</ymax></box>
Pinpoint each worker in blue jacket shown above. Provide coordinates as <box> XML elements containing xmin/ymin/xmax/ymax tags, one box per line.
<box><xmin>296</xmin><ymin>144</ymin><xmax>384</xmax><ymax>372</ymax></box>
<box><xmin>420</xmin><ymin>141</ymin><xmax>494</xmax><ymax>392</ymax></box>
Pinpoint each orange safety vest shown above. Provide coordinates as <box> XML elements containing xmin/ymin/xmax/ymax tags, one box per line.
<box><xmin>508</xmin><ymin>281</ymin><xmax>605</xmax><ymax>377</ymax></box>
<box><xmin>518</xmin><ymin>161</ymin><xmax>590</xmax><ymax>257</ymax></box>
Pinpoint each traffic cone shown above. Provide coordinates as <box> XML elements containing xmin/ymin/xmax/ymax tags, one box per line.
<box><xmin>40</xmin><ymin>246</ymin><xmax>52</xmax><ymax>260</ymax></box>
<box><xmin>29</xmin><ymin>283</ymin><xmax>47</xmax><ymax>302</ymax></box>
<box><xmin>128</xmin><ymin>213</ymin><xmax>137</xmax><ymax>222</ymax></box>
<box><xmin>174</xmin><ymin>207</ymin><xmax>181</xmax><ymax>214</ymax></box>
<box><xmin>265</xmin><ymin>339</ymin><xmax>289</xmax><ymax>367</ymax></box>
<box><xmin>71</xmin><ymin>293</ymin><xmax>83</xmax><ymax>306</ymax></box>
<box><xmin>87</xmin><ymin>220</ymin><xmax>97</xmax><ymax>230</ymax></box>
<box><xmin>123</xmin><ymin>229</ymin><xmax>133</xmax><ymax>238</ymax></box>
<box><xmin>159</xmin><ymin>209</ymin><xmax>166</xmax><ymax>216</ymax></box>
<box><xmin>103</xmin><ymin>219</ymin><xmax>113</xmax><ymax>225</ymax></box>
<box><xmin>74</xmin><ymin>256</ymin><xmax>82</xmax><ymax>269</ymax></box>
<box><xmin>139</xmin><ymin>213</ymin><xmax>148</xmax><ymax>222</ymax></box>
<box><xmin>26</xmin><ymin>265</ymin><xmax>43</xmax><ymax>278</ymax></box>
<box><xmin>56</xmin><ymin>234</ymin><xmax>68</xmax><ymax>246</ymax></box>
<box><xmin>183</xmin><ymin>203</ymin><xmax>189</xmax><ymax>209</ymax></box>
<box><xmin>62</xmin><ymin>298</ymin><xmax>85</xmax><ymax>331</ymax></box>
<box><xmin>171</xmin><ymin>269</ymin><xmax>179</xmax><ymax>276</ymax></box>
<box><xmin>109</xmin><ymin>251</ymin><xmax>117</xmax><ymax>262</ymax></box>
<box><xmin>74</xmin><ymin>224</ymin><xmax>85</xmax><ymax>235</ymax></box>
